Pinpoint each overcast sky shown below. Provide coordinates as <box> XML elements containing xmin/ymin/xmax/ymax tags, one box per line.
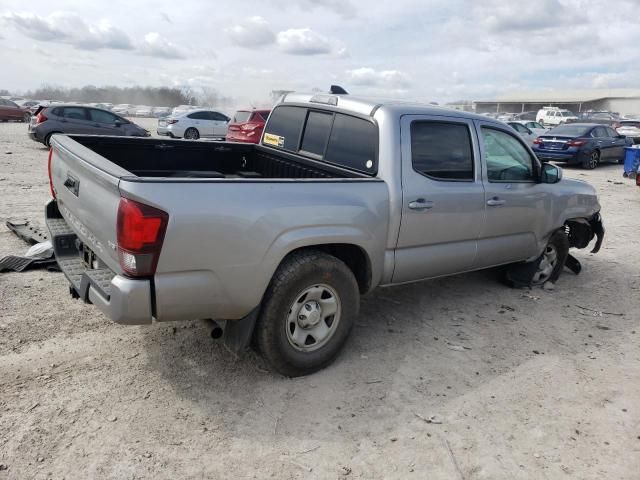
<box><xmin>1</xmin><ymin>0</ymin><xmax>639</xmax><ymax>104</ymax></box>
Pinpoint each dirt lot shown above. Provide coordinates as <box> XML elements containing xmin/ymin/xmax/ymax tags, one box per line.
<box><xmin>1</xmin><ymin>119</ymin><xmax>639</xmax><ymax>479</ymax></box>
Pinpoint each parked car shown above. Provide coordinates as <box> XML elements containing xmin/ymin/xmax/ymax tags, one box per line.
<box><xmin>134</xmin><ymin>105</ymin><xmax>153</xmax><ymax>117</ymax></box>
<box><xmin>532</xmin><ymin>123</ymin><xmax>631</xmax><ymax>169</ymax></box>
<box><xmin>510</xmin><ymin>120</ymin><xmax>547</xmax><ymax>137</ymax></box>
<box><xmin>579</xmin><ymin>111</ymin><xmax>621</xmax><ymax>126</ymax></box>
<box><xmin>226</xmin><ymin>109</ymin><xmax>270</xmax><ymax>143</ymax></box>
<box><xmin>152</xmin><ymin>107</ymin><xmax>171</xmax><ymax>118</ymax></box>
<box><xmin>514</xmin><ymin>111</ymin><xmax>538</xmax><ymax>121</ymax></box>
<box><xmin>507</xmin><ymin>121</ymin><xmax>537</xmax><ymax>145</ymax></box>
<box><xmin>171</xmin><ymin>105</ymin><xmax>196</xmax><ymax>116</ymax></box>
<box><xmin>45</xmin><ymin>93</ymin><xmax>604</xmax><ymax>376</ymax></box>
<box><xmin>157</xmin><ymin>109</ymin><xmax>229</xmax><ymax>139</ymax></box>
<box><xmin>615</xmin><ymin>120</ymin><xmax>640</xmax><ymax>144</ymax></box>
<box><xmin>28</xmin><ymin>105</ymin><xmax>150</xmax><ymax>146</ymax></box>
<box><xmin>0</xmin><ymin>99</ymin><xmax>31</xmax><ymax>122</ymax></box>
<box><xmin>112</xmin><ymin>104</ymin><xmax>136</xmax><ymax>116</ymax></box>
<box><xmin>537</xmin><ymin>107</ymin><xmax>579</xmax><ymax>127</ymax></box>
<box><xmin>497</xmin><ymin>112</ymin><xmax>517</xmax><ymax>122</ymax></box>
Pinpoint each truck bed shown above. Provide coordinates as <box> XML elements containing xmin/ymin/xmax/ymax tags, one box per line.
<box><xmin>69</xmin><ymin>135</ymin><xmax>362</xmax><ymax>179</ymax></box>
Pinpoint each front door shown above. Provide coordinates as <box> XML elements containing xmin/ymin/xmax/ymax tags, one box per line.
<box><xmin>209</xmin><ymin>112</ymin><xmax>229</xmax><ymax>137</ymax></box>
<box><xmin>393</xmin><ymin>115</ymin><xmax>485</xmax><ymax>283</ymax></box>
<box><xmin>475</xmin><ymin>122</ymin><xmax>549</xmax><ymax>267</ymax></box>
<box><xmin>606</xmin><ymin>126</ymin><xmax>626</xmax><ymax>161</ymax></box>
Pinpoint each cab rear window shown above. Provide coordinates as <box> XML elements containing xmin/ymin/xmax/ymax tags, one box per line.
<box><xmin>262</xmin><ymin>105</ymin><xmax>377</xmax><ymax>175</ymax></box>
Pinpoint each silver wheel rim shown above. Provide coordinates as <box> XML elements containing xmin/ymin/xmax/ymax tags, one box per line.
<box><xmin>185</xmin><ymin>129</ymin><xmax>197</xmax><ymax>139</ymax></box>
<box><xmin>286</xmin><ymin>284</ymin><xmax>341</xmax><ymax>352</ymax></box>
<box><xmin>532</xmin><ymin>244</ymin><xmax>558</xmax><ymax>284</ymax></box>
<box><xmin>590</xmin><ymin>152</ymin><xmax>598</xmax><ymax>168</ymax></box>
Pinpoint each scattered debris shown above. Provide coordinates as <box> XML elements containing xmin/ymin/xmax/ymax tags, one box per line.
<box><xmin>443</xmin><ymin>438</ymin><xmax>465</xmax><ymax>480</ymax></box>
<box><xmin>576</xmin><ymin>305</ymin><xmax>623</xmax><ymax>317</ymax></box>
<box><xmin>5</xmin><ymin>151</ymin><xmax>12</xmax><ymax>155</ymax></box>
<box><xmin>297</xmin><ymin>445</ymin><xmax>320</xmax><ymax>455</ymax></box>
<box><xmin>500</xmin><ymin>305</ymin><xmax>515</xmax><ymax>311</ymax></box>
<box><xmin>107</xmin><ymin>415</ymin><xmax>118</xmax><ymax>422</ymax></box>
<box><xmin>142</xmin><ymin>452</ymin><xmax>152</xmax><ymax>458</ymax></box>
<box><xmin>542</xmin><ymin>281</ymin><xmax>555</xmax><ymax>291</ymax></box>
<box><xmin>365</xmin><ymin>379</ymin><xmax>383</xmax><ymax>384</ymax></box>
<box><xmin>446</xmin><ymin>343</ymin><xmax>471</xmax><ymax>352</ymax></box>
<box><xmin>339</xmin><ymin>465</ymin><xmax>352</xmax><ymax>476</ymax></box>
<box><xmin>37</xmin><ymin>457</ymin><xmax>44</xmax><ymax>463</ymax></box>
<box><xmin>6</xmin><ymin>219</ymin><xmax>49</xmax><ymax>245</ymax></box>
<box><xmin>390</xmin><ymin>437</ymin><xmax>398</xmax><ymax>442</ymax></box>
<box><xmin>532</xmin><ymin>350</ymin><xmax>540</xmax><ymax>355</ymax></box>
<box><xmin>414</xmin><ymin>413</ymin><xmax>442</xmax><ymax>424</ymax></box>
<box><xmin>0</xmin><ymin>463</ymin><xmax>8</xmax><ymax>471</ymax></box>
<box><xmin>521</xmin><ymin>293</ymin><xmax>540</xmax><ymax>300</ymax></box>
<box><xmin>595</xmin><ymin>325</ymin><xmax>611</xmax><ymax>331</ymax></box>
<box><xmin>533</xmin><ymin>453</ymin><xmax>540</xmax><ymax>459</ymax></box>
<box><xmin>26</xmin><ymin>402</ymin><xmax>39</xmax><ymax>412</ymax></box>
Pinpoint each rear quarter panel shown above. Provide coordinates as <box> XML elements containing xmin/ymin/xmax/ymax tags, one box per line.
<box><xmin>119</xmin><ymin>179</ymin><xmax>390</xmax><ymax>321</ymax></box>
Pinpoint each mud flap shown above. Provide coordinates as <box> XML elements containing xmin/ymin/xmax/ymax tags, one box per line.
<box><xmin>222</xmin><ymin>307</ymin><xmax>259</xmax><ymax>356</ymax></box>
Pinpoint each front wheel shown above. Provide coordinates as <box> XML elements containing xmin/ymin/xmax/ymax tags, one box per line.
<box><xmin>255</xmin><ymin>250</ymin><xmax>359</xmax><ymax>377</ymax></box>
<box><xmin>582</xmin><ymin>150</ymin><xmax>599</xmax><ymax>169</ymax></box>
<box><xmin>504</xmin><ymin>229</ymin><xmax>569</xmax><ymax>287</ymax></box>
<box><xmin>184</xmin><ymin>127</ymin><xmax>200</xmax><ymax>140</ymax></box>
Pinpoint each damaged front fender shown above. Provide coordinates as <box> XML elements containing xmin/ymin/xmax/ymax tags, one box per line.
<box><xmin>566</xmin><ymin>212</ymin><xmax>604</xmax><ymax>254</ymax></box>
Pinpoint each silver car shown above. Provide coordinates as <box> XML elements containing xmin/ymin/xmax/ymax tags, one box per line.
<box><xmin>157</xmin><ymin>109</ymin><xmax>230</xmax><ymax>139</ymax></box>
<box><xmin>507</xmin><ymin>121</ymin><xmax>538</xmax><ymax>145</ymax></box>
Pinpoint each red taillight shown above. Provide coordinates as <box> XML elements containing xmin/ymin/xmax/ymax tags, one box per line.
<box><xmin>241</xmin><ymin>123</ymin><xmax>260</xmax><ymax>131</ymax></box>
<box><xmin>116</xmin><ymin>198</ymin><xmax>168</xmax><ymax>277</ymax></box>
<box><xmin>36</xmin><ymin>111</ymin><xmax>47</xmax><ymax>124</ymax></box>
<box><xmin>533</xmin><ymin>138</ymin><xmax>543</xmax><ymax>145</ymax></box>
<box><xmin>567</xmin><ymin>139</ymin><xmax>586</xmax><ymax>147</ymax></box>
<box><xmin>166</xmin><ymin>119</ymin><xmax>178</xmax><ymax>124</ymax></box>
<box><xmin>47</xmin><ymin>148</ymin><xmax>56</xmax><ymax>198</ymax></box>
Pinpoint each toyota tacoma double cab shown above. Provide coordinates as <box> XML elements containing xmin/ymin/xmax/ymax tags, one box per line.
<box><xmin>45</xmin><ymin>91</ymin><xmax>604</xmax><ymax>376</ymax></box>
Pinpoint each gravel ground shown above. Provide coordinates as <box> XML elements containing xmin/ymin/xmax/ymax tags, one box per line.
<box><xmin>1</xmin><ymin>119</ymin><xmax>639</xmax><ymax>479</ymax></box>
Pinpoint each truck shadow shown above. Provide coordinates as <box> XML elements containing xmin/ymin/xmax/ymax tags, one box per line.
<box><xmin>139</xmin><ymin>252</ymin><xmax>635</xmax><ymax>444</ymax></box>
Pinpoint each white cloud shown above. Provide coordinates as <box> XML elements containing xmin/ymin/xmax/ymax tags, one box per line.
<box><xmin>139</xmin><ymin>32</ymin><xmax>186</xmax><ymax>59</ymax></box>
<box><xmin>346</xmin><ymin>67</ymin><xmax>411</xmax><ymax>88</ymax></box>
<box><xmin>226</xmin><ymin>16</ymin><xmax>275</xmax><ymax>47</ymax></box>
<box><xmin>276</xmin><ymin>28</ymin><xmax>332</xmax><ymax>55</ymax></box>
<box><xmin>2</xmin><ymin>11</ymin><xmax>133</xmax><ymax>50</ymax></box>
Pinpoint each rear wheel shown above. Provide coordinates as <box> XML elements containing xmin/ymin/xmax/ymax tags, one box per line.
<box><xmin>582</xmin><ymin>150</ymin><xmax>599</xmax><ymax>169</ymax></box>
<box><xmin>184</xmin><ymin>127</ymin><xmax>199</xmax><ymax>140</ymax></box>
<box><xmin>44</xmin><ymin>132</ymin><xmax>60</xmax><ymax>147</ymax></box>
<box><xmin>255</xmin><ymin>250</ymin><xmax>359</xmax><ymax>377</ymax></box>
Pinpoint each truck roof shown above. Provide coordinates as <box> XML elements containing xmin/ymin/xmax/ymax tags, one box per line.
<box><xmin>281</xmin><ymin>92</ymin><xmax>499</xmax><ymax>124</ymax></box>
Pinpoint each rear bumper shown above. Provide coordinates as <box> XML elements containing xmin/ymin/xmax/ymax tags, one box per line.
<box><xmin>45</xmin><ymin>200</ymin><xmax>153</xmax><ymax>325</ymax></box>
<box><xmin>28</xmin><ymin>131</ymin><xmax>42</xmax><ymax>143</ymax></box>
<box><xmin>534</xmin><ymin>150</ymin><xmax>580</xmax><ymax>163</ymax></box>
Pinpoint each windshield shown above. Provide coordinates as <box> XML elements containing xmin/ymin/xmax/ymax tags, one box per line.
<box><xmin>546</xmin><ymin>124</ymin><xmax>590</xmax><ymax>136</ymax></box>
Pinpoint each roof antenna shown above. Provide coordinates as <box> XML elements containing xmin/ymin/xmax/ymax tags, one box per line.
<box><xmin>330</xmin><ymin>85</ymin><xmax>348</xmax><ymax>95</ymax></box>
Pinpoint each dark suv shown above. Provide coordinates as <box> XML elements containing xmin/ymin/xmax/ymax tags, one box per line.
<box><xmin>28</xmin><ymin>105</ymin><xmax>150</xmax><ymax>146</ymax></box>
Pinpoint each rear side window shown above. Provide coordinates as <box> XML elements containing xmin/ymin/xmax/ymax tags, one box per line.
<box><xmin>209</xmin><ymin>112</ymin><xmax>229</xmax><ymax>122</ymax></box>
<box><xmin>233</xmin><ymin>111</ymin><xmax>251</xmax><ymax>123</ymax></box>
<box><xmin>187</xmin><ymin>111</ymin><xmax>207</xmax><ymax>120</ymax></box>
<box><xmin>300</xmin><ymin>111</ymin><xmax>333</xmax><ymax>156</ymax></box>
<box><xmin>410</xmin><ymin>122</ymin><xmax>474</xmax><ymax>181</ymax></box>
<box><xmin>262</xmin><ymin>106</ymin><xmax>306</xmax><ymax>150</ymax></box>
<box><xmin>324</xmin><ymin>114</ymin><xmax>377</xmax><ymax>174</ymax></box>
<box><xmin>62</xmin><ymin>107</ymin><xmax>87</xmax><ymax>120</ymax></box>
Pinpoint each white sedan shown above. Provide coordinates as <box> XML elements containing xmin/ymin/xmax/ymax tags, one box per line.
<box><xmin>157</xmin><ymin>109</ymin><xmax>230</xmax><ymax>140</ymax></box>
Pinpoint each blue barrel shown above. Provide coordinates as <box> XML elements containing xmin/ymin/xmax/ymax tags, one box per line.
<box><xmin>624</xmin><ymin>147</ymin><xmax>640</xmax><ymax>174</ymax></box>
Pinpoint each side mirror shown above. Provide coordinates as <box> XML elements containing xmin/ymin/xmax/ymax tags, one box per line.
<box><xmin>540</xmin><ymin>163</ymin><xmax>562</xmax><ymax>184</ymax></box>
<box><xmin>114</xmin><ymin>120</ymin><xmax>123</xmax><ymax>127</ymax></box>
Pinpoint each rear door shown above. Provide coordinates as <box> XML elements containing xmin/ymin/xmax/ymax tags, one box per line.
<box><xmin>606</xmin><ymin>126</ymin><xmax>626</xmax><ymax>160</ymax></box>
<box><xmin>209</xmin><ymin>111</ymin><xmax>229</xmax><ymax>137</ymax></box>
<box><xmin>59</xmin><ymin>107</ymin><xmax>92</xmax><ymax>134</ymax></box>
<box><xmin>475</xmin><ymin>122</ymin><xmax>549</xmax><ymax>267</ymax></box>
<box><xmin>592</xmin><ymin>126</ymin><xmax>612</xmax><ymax>160</ymax></box>
<box><xmin>187</xmin><ymin>111</ymin><xmax>212</xmax><ymax>137</ymax></box>
<box><xmin>394</xmin><ymin>115</ymin><xmax>485</xmax><ymax>282</ymax></box>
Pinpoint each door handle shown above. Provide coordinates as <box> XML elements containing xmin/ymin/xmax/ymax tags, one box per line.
<box><xmin>487</xmin><ymin>197</ymin><xmax>506</xmax><ymax>206</ymax></box>
<box><xmin>408</xmin><ymin>199</ymin><xmax>434</xmax><ymax>210</ymax></box>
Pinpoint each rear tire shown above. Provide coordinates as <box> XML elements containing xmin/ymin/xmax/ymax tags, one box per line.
<box><xmin>184</xmin><ymin>127</ymin><xmax>199</xmax><ymax>140</ymax></box>
<box><xmin>582</xmin><ymin>150</ymin><xmax>599</xmax><ymax>169</ymax></box>
<box><xmin>44</xmin><ymin>132</ymin><xmax>60</xmax><ymax>147</ymax></box>
<box><xmin>255</xmin><ymin>250</ymin><xmax>359</xmax><ymax>377</ymax></box>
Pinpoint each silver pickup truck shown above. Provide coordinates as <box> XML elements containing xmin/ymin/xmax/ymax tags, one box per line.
<box><xmin>45</xmin><ymin>92</ymin><xmax>604</xmax><ymax>376</ymax></box>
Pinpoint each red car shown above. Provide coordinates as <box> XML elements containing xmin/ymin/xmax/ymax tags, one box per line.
<box><xmin>226</xmin><ymin>109</ymin><xmax>270</xmax><ymax>143</ymax></box>
<box><xmin>0</xmin><ymin>99</ymin><xmax>30</xmax><ymax>122</ymax></box>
